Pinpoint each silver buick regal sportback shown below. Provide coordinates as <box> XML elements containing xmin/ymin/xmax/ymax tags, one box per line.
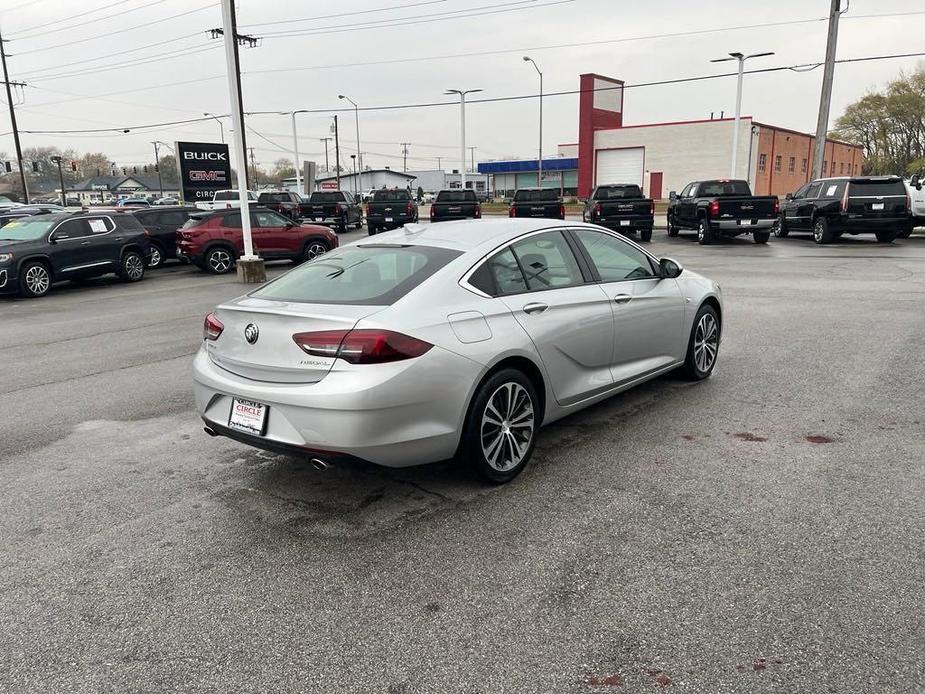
<box><xmin>193</xmin><ymin>219</ymin><xmax>722</xmax><ymax>483</ymax></box>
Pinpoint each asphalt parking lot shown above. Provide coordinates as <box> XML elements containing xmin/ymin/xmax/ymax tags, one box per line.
<box><xmin>1</xmin><ymin>226</ymin><xmax>923</xmax><ymax>693</ymax></box>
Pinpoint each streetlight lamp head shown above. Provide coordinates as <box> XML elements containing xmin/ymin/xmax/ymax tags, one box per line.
<box><xmin>729</xmin><ymin>52</ymin><xmax>744</xmax><ymax>59</ymax></box>
<box><xmin>523</xmin><ymin>56</ymin><xmax>531</xmax><ymax>61</ymax></box>
<box><xmin>338</xmin><ymin>94</ymin><xmax>345</xmax><ymax>99</ymax></box>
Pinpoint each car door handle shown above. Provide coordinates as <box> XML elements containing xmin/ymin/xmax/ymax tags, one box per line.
<box><xmin>613</xmin><ymin>294</ymin><xmax>633</xmax><ymax>305</ymax></box>
<box><xmin>80</xmin><ymin>240</ymin><xmax>92</xmax><ymax>245</ymax></box>
<box><xmin>522</xmin><ymin>302</ymin><xmax>548</xmax><ymax>315</ymax></box>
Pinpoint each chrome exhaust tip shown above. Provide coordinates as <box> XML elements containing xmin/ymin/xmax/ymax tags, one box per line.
<box><xmin>310</xmin><ymin>457</ymin><xmax>331</xmax><ymax>471</ymax></box>
<box><xmin>203</xmin><ymin>426</ymin><xmax>218</xmax><ymax>437</ymax></box>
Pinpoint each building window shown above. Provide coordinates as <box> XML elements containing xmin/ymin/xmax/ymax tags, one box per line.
<box><xmin>823</xmin><ymin>160</ymin><xmax>828</xmax><ymax>175</ymax></box>
<box><xmin>774</xmin><ymin>155</ymin><xmax>782</xmax><ymax>173</ymax></box>
<box><xmin>840</xmin><ymin>162</ymin><xmax>845</xmax><ymax>174</ymax></box>
<box><xmin>801</xmin><ymin>158</ymin><xmax>807</xmax><ymax>173</ymax></box>
<box><xmin>854</xmin><ymin>165</ymin><xmax>859</xmax><ymax>175</ymax></box>
<box><xmin>788</xmin><ymin>156</ymin><xmax>795</xmax><ymax>173</ymax></box>
<box><xmin>758</xmin><ymin>154</ymin><xmax>767</xmax><ymax>172</ymax></box>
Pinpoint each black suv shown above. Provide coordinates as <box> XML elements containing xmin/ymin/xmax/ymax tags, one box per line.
<box><xmin>257</xmin><ymin>190</ymin><xmax>303</xmax><ymax>222</ymax></box>
<box><xmin>129</xmin><ymin>205</ymin><xmax>199</xmax><ymax>268</ymax></box>
<box><xmin>0</xmin><ymin>212</ymin><xmax>149</xmax><ymax>298</ymax></box>
<box><xmin>776</xmin><ymin>176</ymin><xmax>910</xmax><ymax>244</ymax></box>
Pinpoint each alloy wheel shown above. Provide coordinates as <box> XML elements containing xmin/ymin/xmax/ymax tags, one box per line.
<box><xmin>125</xmin><ymin>254</ymin><xmax>145</xmax><ymax>280</ymax></box>
<box><xmin>208</xmin><ymin>249</ymin><xmax>233</xmax><ymax>273</ymax></box>
<box><xmin>480</xmin><ymin>382</ymin><xmax>535</xmax><ymax>472</ymax></box>
<box><xmin>305</xmin><ymin>242</ymin><xmax>327</xmax><ymax>261</ymax></box>
<box><xmin>147</xmin><ymin>247</ymin><xmax>162</xmax><ymax>268</ymax></box>
<box><xmin>693</xmin><ymin>313</ymin><xmax>719</xmax><ymax>373</ymax></box>
<box><xmin>25</xmin><ymin>265</ymin><xmax>50</xmax><ymax>295</ymax></box>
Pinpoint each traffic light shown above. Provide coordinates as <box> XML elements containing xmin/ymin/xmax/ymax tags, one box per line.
<box><xmin>133</xmin><ymin>166</ymin><xmax>137</xmax><ymax>174</ymax></box>
<box><xmin>122</xmin><ymin>167</ymin><xmax>127</xmax><ymax>175</ymax></box>
<box><xmin>143</xmin><ymin>165</ymin><xmax>148</xmax><ymax>174</ymax></box>
<box><xmin>3</xmin><ymin>161</ymin><xmax>10</xmax><ymax>173</ymax></box>
<box><xmin>70</xmin><ymin>161</ymin><xmax>77</xmax><ymax>172</ymax></box>
<box><xmin>32</xmin><ymin>161</ymin><xmax>39</xmax><ymax>173</ymax></box>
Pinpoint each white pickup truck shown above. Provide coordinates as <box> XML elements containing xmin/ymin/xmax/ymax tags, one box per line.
<box><xmin>194</xmin><ymin>189</ymin><xmax>258</xmax><ymax>211</ymax></box>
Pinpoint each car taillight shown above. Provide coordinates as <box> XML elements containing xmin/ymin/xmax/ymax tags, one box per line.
<box><xmin>365</xmin><ymin>204</ymin><xmax>370</xmax><ymax>217</ymax></box>
<box><xmin>509</xmin><ymin>205</ymin><xmax>515</xmax><ymax>218</ymax></box>
<box><xmin>649</xmin><ymin>201</ymin><xmax>655</xmax><ymax>215</ymax></box>
<box><xmin>708</xmin><ymin>199</ymin><xmax>720</xmax><ymax>217</ymax></box>
<box><xmin>593</xmin><ymin>202</ymin><xmax>601</xmax><ymax>217</ymax></box>
<box><xmin>203</xmin><ymin>312</ymin><xmax>224</xmax><ymax>341</ymax></box>
<box><xmin>772</xmin><ymin>197</ymin><xmax>780</xmax><ymax>215</ymax></box>
<box><xmin>475</xmin><ymin>203</ymin><xmax>481</xmax><ymax>218</ymax></box>
<box><xmin>841</xmin><ymin>185</ymin><xmax>850</xmax><ymax>212</ymax></box>
<box><xmin>292</xmin><ymin>329</ymin><xmax>432</xmax><ymax>364</ymax></box>
<box><xmin>430</xmin><ymin>205</ymin><xmax>436</xmax><ymax>219</ymax></box>
<box><xmin>559</xmin><ymin>204</ymin><xmax>566</xmax><ymax>218</ymax></box>
<box><xmin>406</xmin><ymin>201</ymin><xmax>413</xmax><ymax>215</ymax></box>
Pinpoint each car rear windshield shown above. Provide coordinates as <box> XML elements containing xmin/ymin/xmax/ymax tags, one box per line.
<box><xmin>258</xmin><ymin>193</ymin><xmax>290</xmax><ymax>202</ymax></box>
<box><xmin>698</xmin><ymin>180</ymin><xmax>752</xmax><ymax>196</ymax></box>
<box><xmin>848</xmin><ymin>180</ymin><xmax>906</xmax><ymax>197</ymax></box>
<box><xmin>372</xmin><ymin>189</ymin><xmax>412</xmax><ymax>202</ymax></box>
<box><xmin>513</xmin><ymin>189</ymin><xmax>560</xmax><ymax>202</ymax></box>
<box><xmin>251</xmin><ymin>245</ymin><xmax>462</xmax><ymax>306</ymax></box>
<box><xmin>0</xmin><ymin>216</ymin><xmax>56</xmax><ymax>240</ymax></box>
<box><xmin>309</xmin><ymin>192</ymin><xmax>345</xmax><ymax>203</ymax></box>
<box><xmin>436</xmin><ymin>190</ymin><xmax>477</xmax><ymax>203</ymax></box>
<box><xmin>213</xmin><ymin>191</ymin><xmax>240</xmax><ymax>201</ymax></box>
<box><xmin>593</xmin><ymin>185</ymin><xmax>643</xmax><ymax>200</ymax></box>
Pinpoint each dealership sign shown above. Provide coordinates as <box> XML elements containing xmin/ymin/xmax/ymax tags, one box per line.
<box><xmin>175</xmin><ymin>141</ymin><xmax>231</xmax><ymax>203</ymax></box>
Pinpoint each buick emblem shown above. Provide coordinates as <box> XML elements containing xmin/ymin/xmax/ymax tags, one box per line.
<box><xmin>244</xmin><ymin>323</ymin><xmax>259</xmax><ymax>344</ymax></box>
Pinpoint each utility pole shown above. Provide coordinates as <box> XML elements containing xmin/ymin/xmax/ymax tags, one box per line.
<box><xmin>813</xmin><ymin>0</ymin><xmax>842</xmax><ymax>180</ymax></box>
<box><xmin>320</xmin><ymin>137</ymin><xmax>332</xmax><ymax>172</ymax></box>
<box><xmin>339</xmin><ymin>95</ymin><xmax>363</xmax><ymax>195</ymax></box>
<box><xmin>468</xmin><ymin>146</ymin><xmax>476</xmax><ymax>173</ymax></box>
<box><xmin>217</xmin><ymin>0</ymin><xmax>261</xmax><ymax>279</ymax></box>
<box><xmin>445</xmin><ymin>88</ymin><xmax>482</xmax><ymax>189</ymax></box>
<box><xmin>0</xmin><ymin>27</ymin><xmax>29</xmax><ymax>203</ymax></box>
<box><xmin>50</xmin><ymin>156</ymin><xmax>65</xmax><ymax>206</ymax></box>
<box><xmin>151</xmin><ymin>142</ymin><xmax>163</xmax><ymax>197</ymax></box>
<box><xmin>400</xmin><ymin>142</ymin><xmax>410</xmax><ymax>172</ymax></box>
<box><xmin>249</xmin><ymin>147</ymin><xmax>258</xmax><ymax>189</ymax></box>
<box><xmin>436</xmin><ymin>156</ymin><xmax>442</xmax><ymax>171</ymax></box>
<box><xmin>333</xmin><ymin>116</ymin><xmax>341</xmax><ymax>189</ymax></box>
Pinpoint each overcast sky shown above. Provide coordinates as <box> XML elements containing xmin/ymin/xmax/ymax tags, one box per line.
<box><xmin>0</xmin><ymin>0</ymin><xmax>922</xmax><ymax>175</ymax></box>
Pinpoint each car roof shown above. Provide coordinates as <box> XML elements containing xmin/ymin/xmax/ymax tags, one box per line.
<box><xmin>358</xmin><ymin>218</ymin><xmax>592</xmax><ymax>252</ymax></box>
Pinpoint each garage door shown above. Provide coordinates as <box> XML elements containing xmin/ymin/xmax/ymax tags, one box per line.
<box><xmin>595</xmin><ymin>147</ymin><xmax>644</xmax><ymax>187</ymax></box>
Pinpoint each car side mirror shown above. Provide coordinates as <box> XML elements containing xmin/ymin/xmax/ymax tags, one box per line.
<box><xmin>659</xmin><ymin>257</ymin><xmax>683</xmax><ymax>279</ymax></box>
<box><xmin>911</xmin><ymin>173</ymin><xmax>922</xmax><ymax>190</ymax></box>
<box><xmin>785</xmin><ymin>192</ymin><xmax>793</xmax><ymax>200</ymax></box>
<box><xmin>668</xmin><ymin>191</ymin><xmax>677</xmax><ymax>201</ymax></box>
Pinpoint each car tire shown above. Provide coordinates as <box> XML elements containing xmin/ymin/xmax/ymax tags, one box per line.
<box><xmin>336</xmin><ymin>219</ymin><xmax>347</xmax><ymax>234</ymax></box>
<box><xmin>461</xmin><ymin>368</ymin><xmax>540</xmax><ymax>484</ymax></box>
<box><xmin>697</xmin><ymin>218</ymin><xmax>713</xmax><ymax>245</ymax></box>
<box><xmin>812</xmin><ymin>216</ymin><xmax>834</xmax><ymax>245</ymax></box>
<box><xmin>681</xmin><ymin>303</ymin><xmax>720</xmax><ymax>381</ymax></box>
<box><xmin>773</xmin><ymin>216</ymin><xmax>789</xmax><ymax>238</ymax></box>
<box><xmin>146</xmin><ymin>243</ymin><xmax>165</xmax><ymax>269</ymax></box>
<box><xmin>118</xmin><ymin>250</ymin><xmax>146</xmax><ymax>283</ymax></box>
<box><xmin>19</xmin><ymin>260</ymin><xmax>52</xmax><ymax>298</ymax></box>
<box><xmin>639</xmin><ymin>227</ymin><xmax>652</xmax><ymax>242</ymax></box>
<box><xmin>667</xmin><ymin>214</ymin><xmax>679</xmax><ymax>237</ymax></box>
<box><xmin>753</xmin><ymin>231</ymin><xmax>770</xmax><ymax>244</ymax></box>
<box><xmin>204</xmin><ymin>246</ymin><xmax>235</xmax><ymax>274</ymax></box>
<box><xmin>298</xmin><ymin>239</ymin><xmax>328</xmax><ymax>263</ymax></box>
<box><xmin>875</xmin><ymin>230</ymin><xmax>896</xmax><ymax>243</ymax></box>
<box><xmin>367</xmin><ymin>223</ymin><xmax>378</xmax><ymax>236</ymax></box>
<box><xmin>896</xmin><ymin>226</ymin><xmax>913</xmax><ymax>239</ymax></box>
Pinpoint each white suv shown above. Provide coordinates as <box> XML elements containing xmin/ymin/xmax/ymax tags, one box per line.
<box><xmin>195</xmin><ymin>189</ymin><xmax>258</xmax><ymax>211</ymax></box>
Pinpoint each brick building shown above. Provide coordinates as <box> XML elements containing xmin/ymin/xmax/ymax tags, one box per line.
<box><xmin>571</xmin><ymin>73</ymin><xmax>864</xmax><ymax>199</ymax></box>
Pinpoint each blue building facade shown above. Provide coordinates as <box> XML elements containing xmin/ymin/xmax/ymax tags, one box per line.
<box><xmin>477</xmin><ymin>157</ymin><xmax>579</xmax><ymax>198</ymax></box>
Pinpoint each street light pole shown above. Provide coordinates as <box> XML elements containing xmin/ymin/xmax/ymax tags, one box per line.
<box><xmin>151</xmin><ymin>141</ymin><xmax>163</xmax><ymax>197</ymax></box>
<box><xmin>523</xmin><ymin>56</ymin><xmax>543</xmax><ymax>185</ymax></box>
<box><xmin>445</xmin><ymin>88</ymin><xmax>482</xmax><ymax>189</ymax></box>
<box><xmin>339</xmin><ymin>95</ymin><xmax>363</xmax><ymax>196</ymax></box>
<box><xmin>711</xmin><ymin>51</ymin><xmax>774</xmax><ymax>178</ymax></box>
<box><xmin>288</xmin><ymin>111</ymin><xmax>305</xmax><ymax>192</ymax></box>
<box><xmin>350</xmin><ymin>154</ymin><xmax>357</xmax><ymax>195</ymax></box>
<box><xmin>203</xmin><ymin>112</ymin><xmax>225</xmax><ymax>143</ymax></box>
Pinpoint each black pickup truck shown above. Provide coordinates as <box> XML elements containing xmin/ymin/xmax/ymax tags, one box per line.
<box><xmin>583</xmin><ymin>184</ymin><xmax>654</xmax><ymax>242</ymax></box>
<box><xmin>257</xmin><ymin>190</ymin><xmax>304</xmax><ymax>222</ymax></box>
<box><xmin>667</xmin><ymin>179</ymin><xmax>778</xmax><ymax>244</ymax></box>
<box><xmin>366</xmin><ymin>188</ymin><xmax>418</xmax><ymax>235</ymax></box>
<box><xmin>508</xmin><ymin>188</ymin><xmax>564</xmax><ymax>220</ymax></box>
<box><xmin>776</xmin><ymin>176</ymin><xmax>910</xmax><ymax>244</ymax></box>
<box><xmin>303</xmin><ymin>191</ymin><xmax>363</xmax><ymax>233</ymax></box>
<box><xmin>429</xmin><ymin>189</ymin><xmax>481</xmax><ymax>223</ymax></box>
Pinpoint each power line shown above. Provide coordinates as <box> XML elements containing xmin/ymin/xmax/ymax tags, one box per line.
<box><xmin>11</xmin><ymin>0</ymin><xmax>169</xmax><ymax>39</ymax></box>
<box><xmin>14</xmin><ymin>50</ymin><xmax>924</xmax><ymax>136</ymax></box>
<box><xmin>238</xmin><ymin>0</ymin><xmax>448</xmax><ymax>29</ymax></box>
<box><xmin>15</xmin><ymin>32</ymin><xmax>208</xmax><ymax>72</ymax></box>
<box><xmin>11</xmin><ymin>3</ymin><xmax>218</xmax><ymax>52</ymax></box>
<box><xmin>23</xmin><ymin>44</ymin><xmax>221</xmax><ymax>82</ymax></box>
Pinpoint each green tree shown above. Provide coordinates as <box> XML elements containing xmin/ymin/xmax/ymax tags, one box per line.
<box><xmin>831</xmin><ymin>67</ymin><xmax>925</xmax><ymax>175</ymax></box>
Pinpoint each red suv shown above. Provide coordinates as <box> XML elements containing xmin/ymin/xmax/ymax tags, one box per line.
<box><xmin>176</xmin><ymin>208</ymin><xmax>338</xmax><ymax>274</ymax></box>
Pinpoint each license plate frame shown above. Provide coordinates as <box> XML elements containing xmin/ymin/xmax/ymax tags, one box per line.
<box><xmin>384</xmin><ymin>216</ymin><xmax>393</xmax><ymax>222</ymax></box>
<box><xmin>619</xmin><ymin>220</ymin><xmax>631</xmax><ymax>226</ymax></box>
<box><xmin>228</xmin><ymin>398</ymin><xmax>268</xmax><ymax>437</ymax></box>
<box><xmin>872</xmin><ymin>203</ymin><xmax>884</xmax><ymax>210</ymax></box>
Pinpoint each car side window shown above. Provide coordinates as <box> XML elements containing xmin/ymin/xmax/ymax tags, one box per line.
<box><xmin>254</xmin><ymin>211</ymin><xmax>290</xmax><ymax>227</ymax></box>
<box><xmin>51</xmin><ymin>219</ymin><xmax>92</xmax><ymax>240</ymax></box>
<box><xmin>791</xmin><ymin>184</ymin><xmax>809</xmax><ymax>200</ymax></box>
<box><xmin>223</xmin><ymin>213</ymin><xmax>242</xmax><ymax>228</ymax></box>
<box><xmin>86</xmin><ymin>217</ymin><xmax>115</xmax><ymax>234</ymax></box>
<box><xmin>573</xmin><ymin>229</ymin><xmax>657</xmax><ymax>282</ymax></box>
<box><xmin>477</xmin><ymin>247</ymin><xmax>528</xmax><ymax>296</ymax></box>
<box><xmin>160</xmin><ymin>211</ymin><xmax>187</xmax><ymax>227</ymax></box>
<box><xmin>509</xmin><ymin>231</ymin><xmax>585</xmax><ymax>291</ymax></box>
<box><xmin>805</xmin><ymin>182</ymin><xmax>823</xmax><ymax>200</ymax></box>
<box><xmin>680</xmin><ymin>183</ymin><xmax>694</xmax><ymax>198</ymax></box>
<box><xmin>820</xmin><ymin>181</ymin><xmax>845</xmax><ymax>199</ymax></box>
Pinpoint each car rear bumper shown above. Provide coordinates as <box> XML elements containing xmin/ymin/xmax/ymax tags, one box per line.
<box><xmin>832</xmin><ymin>215</ymin><xmax>909</xmax><ymax>232</ymax></box>
<box><xmin>368</xmin><ymin>213</ymin><xmax>414</xmax><ymax>227</ymax></box>
<box><xmin>713</xmin><ymin>218</ymin><xmax>775</xmax><ymax>231</ymax></box>
<box><xmin>591</xmin><ymin>216</ymin><xmax>653</xmax><ymax>230</ymax></box>
<box><xmin>431</xmin><ymin>215</ymin><xmax>478</xmax><ymax>223</ymax></box>
<box><xmin>192</xmin><ymin>345</ymin><xmax>480</xmax><ymax>468</ymax></box>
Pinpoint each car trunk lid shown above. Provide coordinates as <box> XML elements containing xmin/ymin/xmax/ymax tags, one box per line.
<box><xmin>715</xmin><ymin>196</ymin><xmax>777</xmax><ymax>218</ymax></box>
<box><xmin>207</xmin><ymin>297</ymin><xmax>380</xmax><ymax>384</ymax></box>
<box><xmin>595</xmin><ymin>199</ymin><xmax>651</xmax><ymax>219</ymax></box>
<box><xmin>845</xmin><ymin>180</ymin><xmax>907</xmax><ymax>216</ymax></box>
